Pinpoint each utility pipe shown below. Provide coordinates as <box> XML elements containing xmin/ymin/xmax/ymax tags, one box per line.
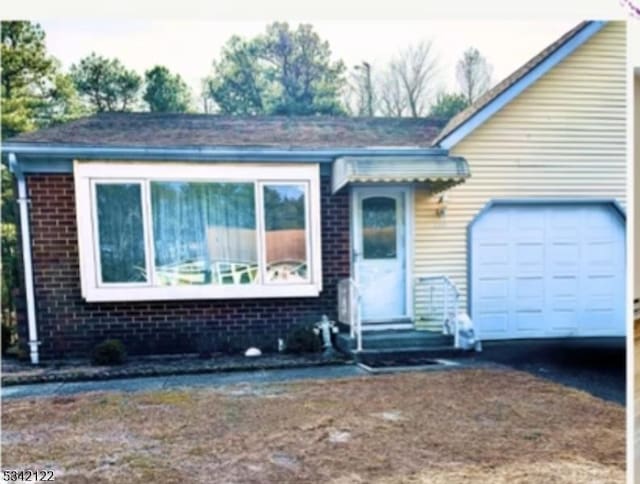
<box><xmin>8</xmin><ymin>153</ymin><xmax>39</xmax><ymax>364</ymax></box>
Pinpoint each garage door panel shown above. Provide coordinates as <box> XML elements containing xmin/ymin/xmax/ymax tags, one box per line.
<box><xmin>515</xmin><ymin>310</ymin><xmax>543</xmax><ymax>331</ymax></box>
<box><xmin>549</xmin><ymin>276</ymin><xmax>578</xmax><ymax>296</ymax></box>
<box><xmin>586</xmin><ymin>275</ymin><xmax>616</xmax><ymax>296</ymax></box>
<box><xmin>475</xmin><ymin>312</ymin><xmax>509</xmax><ymax>334</ymax></box>
<box><xmin>585</xmin><ymin>293</ymin><xmax>615</xmax><ymax>311</ymax></box>
<box><xmin>513</xmin><ymin>229</ymin><xmax>545</xmax><ymax>241</ymax></box>
<box><xmin>515</xmin><ymin>276</ymin><xmax>543</xmax><ymax>293</ymax></box>
<box><xmin>477</xmin><ymin>242</ymin><xmax>509</xmax><ymax>265</ymax></box>
<box><xmin>550</xmin><ymin>229</ymin><xmax>580</xmax><ymax>242</ymax></box>
<box><xmin>515</xmin><ymin>300</ymin><xmax>544</xmax><ymax>313</ymax></box>
<box><xmin>585</xmin><ymin>206</ymin><xmax>617</xmax><ymax>227</ymax></box>
<box><xmin>474</xmin><ymin>209</ymin><xmax>509</xmax><ymax>235</ymax></box>
<box><xmin>515</xmin><ymin>243</ymin><xmax>544</xmax><ymax>271</ymax></box>
<box><xmin>513</xmin><ymin>212</ymin><xmax>545</xmax><ymax>240</ymax></box>
<box><xmin>551</xmin><ymin>296</ymin><xmax>579</xmax><ymax>310</ymax></box>
<box><xmin>585</xmin><ymin>241</ymin><xmax>615</xmax><ymax>266</ymax></box>
<box><xmin>581</xmin><ymin>309</ymin><xmax>616</xmax><ymax>332</ymax></box>
<box><xmin>549</xmin><ymin>243</ymin><xmax>580</xmax><ymax>267</ymax></box>
<box><xmin>476</xmin><ymin>297</ymin><xmax>511</xmax><ymax>314</ymax></box>
<box><xmin>477</xmin><ymin>278</ymin><xmax>509</xmax><ymax>299</ymax></box>
<box><xmin>549</xmin><ymin>309</ymin><xmax>579</xmax><ymax>331</ymax></box>
<box><xmin>515</xmin><ymin>276</ymin><xmax>544</xmax><ymax>299</ymax></box>
<box><xmin>550</xmin><ymin>210</ymin><xmax>580</xmax><ymax>224</ymax></box>
<box><xmin>470</xmin><ymin>202</ymin><xmax>625</xmax><ymax>340</ymax></box>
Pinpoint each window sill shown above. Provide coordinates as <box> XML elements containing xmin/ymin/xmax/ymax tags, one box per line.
<box><xmin>81</xmin><ymin>283</ymin><xmax>323</xmax><ymax>302</ymax></box>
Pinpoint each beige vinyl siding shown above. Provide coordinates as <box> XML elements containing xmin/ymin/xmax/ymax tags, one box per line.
<box><xmin>414</xmin><ymin>21</ymin><xmax>626</xmax><ymax>324</ymax></box>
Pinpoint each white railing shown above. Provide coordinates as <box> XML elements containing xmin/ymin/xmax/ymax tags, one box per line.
<box><xmin>414</xmin><ymin>275</ymin><xmax>481</xmax><ymax>351</ymax></box>
<box><xmin>414</xmin><ymin>275</ymin><xmax>461</xmax><ymax>348</ymax></box>
<box><xmin>337</xmin><ymin>278</ymin><xmax>363</xmax><ymax>352</ymax></box>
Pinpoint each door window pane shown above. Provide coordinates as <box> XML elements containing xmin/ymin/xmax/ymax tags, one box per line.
<box><xmin>96</xmin><ymin>183</ymin><xmax>147</xmax><ymax>283</ymax></box>
<box><xmin>263</xmin><ymin>184</ymin><xmax>308</xmax><ymax>282</ymax></box>
<box><xmin>362</xmin><ymin>196</ymin><xmax>396</xmax><ymax>259</ymax></box>
<box><xmin>151</xmin><ymin>182</ymin><xmax>257</xmax><ymax>285</ymax></box>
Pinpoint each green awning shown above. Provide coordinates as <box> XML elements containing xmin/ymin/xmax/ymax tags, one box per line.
<box><xmin>332</xmin><ymin>155</ymin><xmax>470</xmax><ymax>194</ymax></box>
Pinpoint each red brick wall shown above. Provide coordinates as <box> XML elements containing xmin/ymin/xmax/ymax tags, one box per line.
<box><xmin>24</xmin><ymin>172</ymin><xmax>350</xmax><ymax>359</ymax></box>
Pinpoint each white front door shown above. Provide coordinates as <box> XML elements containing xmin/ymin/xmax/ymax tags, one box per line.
<box><xmin>353</xmin><ymin>187</ymin><xmax>409</xmax><ymax>322</ymax></box>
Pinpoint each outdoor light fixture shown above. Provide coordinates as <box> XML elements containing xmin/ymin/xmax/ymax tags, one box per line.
<box><xmin>436</xmin><ymin>194</ymin><xmax>448</xmax><ymax>217</ymax></box>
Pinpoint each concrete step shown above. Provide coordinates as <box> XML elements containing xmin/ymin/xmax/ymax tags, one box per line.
<box><xmin>356</xmin><ymin>348</ymin><xmax>468</xmax><ymax>366</ymax></box>
<box><xmin>335</xmin><ymin>329</ymin><xmax>454</xmax><ymax>354</ymax></box>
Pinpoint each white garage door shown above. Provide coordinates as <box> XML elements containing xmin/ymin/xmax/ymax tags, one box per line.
<box><xmin>470</xmin><ymin>202</ymin><xmax>625</xmax><ymax>340</ymax></box>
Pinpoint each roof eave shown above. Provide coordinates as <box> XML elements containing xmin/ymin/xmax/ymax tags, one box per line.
<box><xmin>434</xmin><ymin>20</ymin><xmax>606</xmax><ymax>150</ymax></box>
<box><xmin>2</xmin><ymin>143</ymin><xmax>450</xmax><ymax>173</ymax></box>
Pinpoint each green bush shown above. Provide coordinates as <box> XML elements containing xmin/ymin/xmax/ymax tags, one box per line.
<box><xmin>285</xmin><ymin>323</ymin><xmax>322</xmax><ymax>354</ymax></box>
<box><xmin>15</xmin><ymin>342</ymin><xmax>29</xmax><ymax>361</ymax></box>
<box><xmin>2</xmin><ymin>323</ymin><xmax>12</xmax><ymax>354</ymax></box>
<box><xmin>91</xmin><ymin>339</ymin><xmax>127</xmax><ymax>365</ymax></box>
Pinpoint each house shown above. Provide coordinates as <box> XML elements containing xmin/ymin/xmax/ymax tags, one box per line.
<box><xmin>3</xmin><ymin>20</ymin><xmax>626</xmax><ymax>363</ymax></box>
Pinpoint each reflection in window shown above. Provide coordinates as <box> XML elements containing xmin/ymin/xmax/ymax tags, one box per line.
<box><xmin>96</xmin><ymin>183</ymin><xmax>147</xmax><ymax>283</ymax></box>
<box><xmin>263</xmin><ymin>184</ymin><xmax>308</xmax><ymax>282</ymax></box>
<box><xmin>362</xmin><ymin>196</ymin><xmax>396</xmax><ymax>259</ymax></box>
<box><xmin>151</xmin><ymin>182</ymin><xmax>257</xmax><ymax>286</ymax></box>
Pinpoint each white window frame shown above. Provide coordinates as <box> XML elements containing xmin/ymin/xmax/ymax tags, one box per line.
<box><xmin>74</xmin><ymin>161</ymin><xmax>323</xmax><ymax>302</ymax></box>
<box><xmin>260</xmin><ymin>181</ymin><xmax>312</xmax><ymax>285</ymax></box>
<box><xmin>91</xmin><ymin>179</ymin><xmax>152</xmax><ymax>289</ymax></box>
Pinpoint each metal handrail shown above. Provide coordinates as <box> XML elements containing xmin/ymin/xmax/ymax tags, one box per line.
<box><xmin>337</xmin><ymin>277</ymin><xmax>363</xmax><ymax>352</ymax></box>
<box><xmin>414</xmin><ymin>274</ymin><xmax>461</xmax><ymax>348</ymax></box>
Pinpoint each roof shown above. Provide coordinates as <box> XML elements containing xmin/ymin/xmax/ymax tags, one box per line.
<box><xmin>6</xmin><ymin>113</ymin><xmax>447</xmax><ymax>149</ymax></box>
<box><xmin>433</xmin><ymin>20</ymin><xmax>605</xmax><ymax>148</ymax></box>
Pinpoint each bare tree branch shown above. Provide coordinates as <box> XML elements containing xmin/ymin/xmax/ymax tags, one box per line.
<box><xmin>377</xmin><ymin>68</ymin><xmax>408</xmax><ymax>117</ymax></box>
<box><xmin>456</xmin><ymin>47</ymin><xmax>492</xmax><ymax>104</ymax></box>
<box><xmin>344</xmin><ymin>40</ymin><xmax>439</xmax><ymax>118</ymax></box>
<box><xmin>344</xmin><ymin>61</ymin><xmax>376</xmax><ymax>116</ymax></box>
<box><xmin>388</xmin><ymin>41</ymin><xmax>439</xmax><ymax>117</ymax></box>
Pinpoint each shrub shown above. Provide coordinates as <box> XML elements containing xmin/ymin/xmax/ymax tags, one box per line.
<box><xmin>91</xmin><ymin>339</ymin><xmax>127</xmax><ymax>365</ymax></box>
<box><xmin>1</xmin><ymin>323</ymin><xmax>12</xmax><ymax>354</ymax></box>
<box><xmin>15</xmin><ymin>342</ymin><xmax>29</xmax><ymax>361</ymax></box>
<box><xmin>285</xmin><ymin>323</ymin><xmax>322</xmax><ymax>354</ymax></box>
<box><xmin>196</xmin><ymin>335</ymin><xmax>216</xmax><ymax>359</ymax></box>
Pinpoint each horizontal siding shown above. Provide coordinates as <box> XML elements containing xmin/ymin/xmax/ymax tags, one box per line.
<box><xmin>414</xmin><ymin>21</ymin><xmax>627</xmax><ymax>321</ymax></box>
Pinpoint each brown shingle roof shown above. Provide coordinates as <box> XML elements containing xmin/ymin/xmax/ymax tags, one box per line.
<box><xmin>433</xmin><ymin>21</ymin><xmax>592</xmax><ymax>146</ymax></box>
<box><xmin>7</xmin><ymin>113</ymin><xmax>447</xmax><ymax>149</ymax></box>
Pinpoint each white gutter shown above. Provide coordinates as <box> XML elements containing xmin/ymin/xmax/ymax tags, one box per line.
<box><xmin>8</xmin><ymin>153</ymin><xmax>40</xmax><ymax>364</ymax></box>
<box><xmin>2</xmin><ymin>143</ymin><xmax>449</xmax><ymax>163</ymax></box>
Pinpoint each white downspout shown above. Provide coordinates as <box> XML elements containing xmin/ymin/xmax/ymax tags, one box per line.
<box><xmin>8</xmin><ymin>153</ymin><xmax>40</xmax><ymax>364</ymax></box>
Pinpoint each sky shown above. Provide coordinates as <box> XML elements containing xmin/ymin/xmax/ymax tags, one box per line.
<box><xmin>37</xmin><ymin>19</ymin><xmax>580</xmax><ymax>111</ymax></box>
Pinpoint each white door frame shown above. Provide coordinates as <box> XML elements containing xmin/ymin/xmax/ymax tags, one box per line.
<box><xmin>351</xmin><ymin>185</ymin><xmax>414</xmax><ymax>324</ymax></box>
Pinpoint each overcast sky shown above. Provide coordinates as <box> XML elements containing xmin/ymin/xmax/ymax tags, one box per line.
<box><xmin>37</xmin><ymin>19</ymin><xmax>579</xmax><ymax>110</ymax></box>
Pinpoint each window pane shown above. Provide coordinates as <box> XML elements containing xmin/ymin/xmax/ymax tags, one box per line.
<box><xmin>362</xmin><ymin>196</ymin><xmax>396</xmax><ymax>259</ymax></box>
<box><xmin>263</xmin><ymin>184</ymin><xmax>308</xmax><ymax>282</ymax></box>
<box><xmin>96</xmin><ymin>183</ymin><xmax>147</xmax><ymax>283</ymax></box>
<box><xmin>151</xmin><ymin>182</ymin><xmax>257</xmax><ymax>286</ymax></box>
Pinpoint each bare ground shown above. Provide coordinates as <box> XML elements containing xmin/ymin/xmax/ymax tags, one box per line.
<box><xmin>1</xmin><ymin>369</ymin><xmax>625</xmax><ymax>483</ymax></box>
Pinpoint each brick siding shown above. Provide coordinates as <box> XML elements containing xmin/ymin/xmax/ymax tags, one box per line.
<box><xmin>22</xmin><ymin>172</ymin><xmax>350</xmax><ymax>359</ymax></box>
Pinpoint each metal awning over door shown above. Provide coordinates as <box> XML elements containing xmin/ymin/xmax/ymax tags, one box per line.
<box><xmin>332</xmin><ymin>155</ymin><xmax>470</xmax><ymax>193</ymax></box>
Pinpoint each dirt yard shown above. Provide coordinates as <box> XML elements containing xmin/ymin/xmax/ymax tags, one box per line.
<box><xmin>1</xmin><ymin>369</ymin><xmax>624</xmax><ymax>483</ymax></box>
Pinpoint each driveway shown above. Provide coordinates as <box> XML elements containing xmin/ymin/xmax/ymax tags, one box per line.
<box><xmin>469</xmin><ymin>339</ymin><xmax>626</xmax><ymax>404</ymax></box>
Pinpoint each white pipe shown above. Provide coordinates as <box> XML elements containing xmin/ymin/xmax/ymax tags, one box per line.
<box><xmin>355</xmin><ymin>283</ymin><xmax>363</xmax><ymax>352</ymax></box>
<box><xmin>9</xmin><ymin>153</ymin><xmax>39</xmax><ymax>364</ymax></box>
